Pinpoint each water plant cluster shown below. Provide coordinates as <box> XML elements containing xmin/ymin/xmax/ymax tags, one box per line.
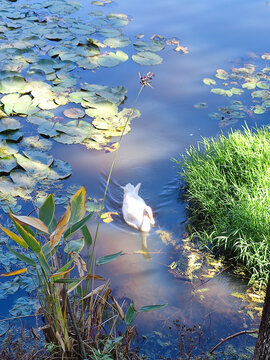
<box><xmin>199</xmin><ymin>56</ymin><xmax>270</xmax><ymax>127</ymax></box>
<box><xmin>176</xmin><ymin>126</ymin><xmax>270</xmax><ymax>288</ymax></box>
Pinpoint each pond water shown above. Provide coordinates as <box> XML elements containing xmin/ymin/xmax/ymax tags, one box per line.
<box><xmin>1</xmin><ymin>0</ymin><xmax>270</xmax><ymax>357</ymax></box>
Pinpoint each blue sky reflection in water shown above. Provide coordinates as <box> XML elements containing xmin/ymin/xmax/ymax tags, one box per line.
<box><xmin>1</xmin><ymin>0</ymin><xmax>270</xmax><ymax>356</ymax></box>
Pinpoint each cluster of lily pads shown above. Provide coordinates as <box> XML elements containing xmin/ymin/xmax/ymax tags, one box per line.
<box><xmin>200</xmin><ymin>55</ymin><xmax>270</xmax><ymax>126</ymax></box>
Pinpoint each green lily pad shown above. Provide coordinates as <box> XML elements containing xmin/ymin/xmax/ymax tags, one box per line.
<box><xmin>38</xmin><ymin>121</ymin><xmax>59</xmax><ymax>137</ymax></box>
<box><xmin>0</xmin><ymin>141</ymin><xmax>18</xmax><ymax>158</ymax></box>
<box><xmin>64</xmin><ymin>108</ymin><xmax>85</xmax><ymax>119</ymax></box>
<box><xmin>48</xmin><ymin>159</ymin><xmax>72</xmax><ymax>180</ymax></box>
<box><xmin>23</xmin><ymin>150</ymin><xmax>54</xmax><ymax>166</ymax></box>
<box><xmin>104</xmin><ymin>36</ymin><xmax>131</xmax><ymax>48</ymax></box>
<box><xmin>0</xmin><ymin>76</ymin><xmax>26</xmax><ymax>94</ymax></box>
<box><xmin>22</xmin><ymin>136</ymin><xmax>52</xmax><ymax>151</ymax></box>
<box><xmin>132</xmin><ymin>51</ymin><xmax>162</xmax><ymax>65</ymax></box>
<box><xmin>1</xmin><ymin>93</ymin><xmax>20</xmax><ymax>115</ymax></box>
<box><xmin>13</xmin><ymin>95</ymin><xmax>38</xmax><ymax>115</ymax></box>
<box><xmin>0</xmin><ymin>118</ymin><xmax>21</xmax><ymax>133</ymax></box>
<box><xmin>14</xmin><ymin>153</ymin><xmax>50</xmax><ymax>179</ymax></box>
<box><xmin>134</xmin><ymin>40</ymin><xmax>164</xmax><ymax>52</ymax></box>
<box><xmin>0</xmin><ymin>155</ymin><xmax>17</xmax><ymax>174</ymax></box>
<box><xmin>84</xmin><ymin>101</ymin><xmax>118</xmax><ymax>118</ymax></box>
<box><xmin>203</xmin><ymin>78</ymin><xmax>216</xmax><ymax>86</ymax></box>
<box><xmin>97</xmin><ymin>51</ymin><xmax>128</xmax><ymax>67</ymax></box>
<box><xmin>10</xmin><ymin>169</ymin><xmax>37</xmax><ymax>188</ymax></box>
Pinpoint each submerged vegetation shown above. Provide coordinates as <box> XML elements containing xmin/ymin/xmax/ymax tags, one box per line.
<box><xmin>176</xmin><ymin>126</ymin><xmax>270</xmax><ymax>288</ymax></box>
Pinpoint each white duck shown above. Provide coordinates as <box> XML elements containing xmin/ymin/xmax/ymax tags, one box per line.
<box><xmin>121</xmin><ymin>183</ymin><xmax>155</xmax><ymax>232</ymax></box>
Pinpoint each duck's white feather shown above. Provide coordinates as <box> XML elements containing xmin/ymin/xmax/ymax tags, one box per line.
<box><xmin>122</xmin><ymin>183</ymin><xmax>155</xmax><ymax>232</ymax></box>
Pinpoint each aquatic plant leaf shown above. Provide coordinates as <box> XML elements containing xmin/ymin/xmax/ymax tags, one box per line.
<box><xmin>211</xmin><ymin>88</ymin><xmax>233</xmax><ymax>97</ymax></box>
<box><xmin>132</xmin><ymin>51</ymin><xmax>162</xmax><ymax>65</ymax></box>
<box><xmin>134</xmin><ymin>40</ymin><xmax>164</xmax><ymax>52</ymax></box>
<box><xmin>0</xmin><ymin>268</ymin><xmax>27</xmax><ymax>277</ymax></box>
<box><xmin>50</xmin><ymin>203</ymin><xmax>71</xmax><ymax>247</ymax></box>
<box><xmin>23</xmin><ymin>149</ymin><xmax>53</xmax><ymax>167</ymax></box>
<box><xmin>254</xmin><ymin>105</ymin><xmax>266</xmax><ymax>114</ymax></box>
<box><xmin>1</xmin><ymin>93</ymin><xmax>20</xmax><ymax>115</ymax></box>
<box><xmin>47</xmin><ymin>159</ymin><xmax>72</xmax><ymax>180</ymax></box>
<box><xmin>14</xmin><ymin>153</ymin><xmax>50</xmax><ymax>179</ymax></box>
<box><xmin>139</xmin><ymin>304</ymin><xmax>167</xmax><ymax>312</ymax></box>
<box><xmin>10</xmin><ymin>169</ymin><xmax>37</xmax><ymax>188</ymax></box>
<box><xmin>70</xmin><ymin>186</ymin><xmax>86</xmax><ymax>225</ymax></box>
<box><xmin>96</xmin><ymin>251</ymin><xmax>122</xmax><ymax>265</ymax></box>
<box><xmin>0</xmin><ymin>76</ymin><xmax>26</xmax><ymax>94</ymax></box>
<box><xmin>39</xmin><ymin>194</ymin><xmax>55</xmax><ymax>229</ymax></box>
<box><xmin>11</xmin><ymin>214</ymin><xmax>49</xmax><ymax>234</ymax></box>
<box><xmin>104</xmin><ymin>36</ymin><xmax>131</xmax><ymax>48</ymax></box>
<box><xmin>38</xmin><ymin>121</ymin><xmax>59</xmax><ymax>137</ymax></box>
<box><xmin>0</xmin><ymin>155</ymin><xmax>17</xmax><ymax>174</ymax></box>
<box><xmin>0</xmin><ymin>224</ymin><xmax>28</xmax><ymax>249</ymax></box>
<box><xmin>22</xmin><ymin>135</ymin><xmax>52</xmax><ymax>151</ymax></box>
<box><xmin>0</xmin><ymin>118</ymin><xmax>21</xmax><ymax>132</ymax></box>
<box><xmin>85</xmin><ymin>101</ymin><xmax>118</xmax><ymax>118</ymax></box>
<box><xmin>64</xmin><ymin>238</ymin><xmax>84</xmax><ymax>254</ymax></box>
<box><xmin>125</xmin><ymin>300</ymin><xmax>137</xmax><ymax>325</ymax></box>
<box><xmin>0</xmin><ymin>141</ymin><xmax>18</xmax><ymax>158</ymax></box>
<box><xmin>81</xmin><ymin>225</ymin><xmax>92</xmax><ymax>247</ymax></box>
<box><xmin>203</xmin><ymin>78</ymin><xmax>216</xmax><ymax>86</ymax></box>
<box><xmin>13</xmin><ymin>95</ymin><xmax>38</xmax><ymax>115</ymax></box>
<box><xmin>64</xmin><ymin>212</ymin><xmax>93</xmax><ymax>239</ymax></box>
<box><xmin>97</xmin><ymin>51</ymin><xmax>128</xmax><ymax>67</ymax></box>
<box><xmin>64</xmin><ymin>108</ymin><xmax>85</xmax><ymax>119</ymax></box>
<box><xmin>101</xmin><ymin>211</ymin><xmax>118</xmax><ymax>223</ymax></box>
<box><xmin>10</xmin><ymin>214</ymin><xmax>41</xmax><ymax>253</ymax></box>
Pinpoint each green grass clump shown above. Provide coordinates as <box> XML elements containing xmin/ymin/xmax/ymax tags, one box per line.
<box><xmin>176</xmin><ymin>126</ymin><xmax>270</xmax><ymax>287</ymax></box>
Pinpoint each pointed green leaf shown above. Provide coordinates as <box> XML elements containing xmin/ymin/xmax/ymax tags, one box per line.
<box><xmin>139</xmin><ymin>304</ymin><xmax>167</xmax><ymax>312</ymax></box>
<box><xmin>64</xmin><ymin>212</ymin><xmax>93</xmax><ymax>238</ymax></box>
<box><xmin>70</xmin><ymin>186</ymin><xmax>86</xmax><ymax>224</ymax></box>
<box><xmin>81</xmin><ymin>224</ymin><xmax>92</xmax><ymax>247</ymax></box>
<box><xmin>0</xmin><ymin>224</ymin><xmax>28</xmax><ymax>249</ymax></box>
<box><xmin>125</xmin><ymin>300</ymin><xmax>137</xmax><ymax>325</ymax></box>
<box><xmin>64</xmin><ymin>238</ymin><xmax>84</xmax><ymax>254</ymax></box>
<box><xmin>9</xmin><ymin>214</ymin><xmax>41</xmax><ymax>253</ymax></box>
<box><xmin>39</xmin><ymin>193</ymin><xmax>55</xmax><ymax>228</ymax></box>
<box><xmin>96</xmin><ymin>251</ymin><xmax>122</xmax><ymax>266</ymax></box>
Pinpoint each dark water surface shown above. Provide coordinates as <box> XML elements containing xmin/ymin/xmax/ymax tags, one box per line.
<box><xmin>3</xmin><ymin>0</ymin><xmax>270</xmax><ymax>357</ymax></box>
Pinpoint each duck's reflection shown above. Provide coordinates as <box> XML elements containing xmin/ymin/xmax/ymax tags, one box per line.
<box><xmin>140</xmin><ymin>231</ymin><xmax>151</xmax><ymax>260</ymax></box>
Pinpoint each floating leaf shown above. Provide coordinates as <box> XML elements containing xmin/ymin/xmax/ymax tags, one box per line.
<box><xmin>64</xmin><ymin>108</ymin><xmax>85</xmax><ymax>119</ymax></box>
<box><xmin>0</xmin><ymin>76</ymin><xmax>26</xmax><ymax>94</ymax></box>
<box><xmin>0</xmin><ymin>156</ymin><xmax>17</xmax><ymax>174</ymax></box>
<box><xmin>203</xmin><ymin>78</ymin><xmax>216</xmax><ymax>86</ymax></box>
<box><xmin>97</xmin><ymin>51</ymin><xmax>128</xmax><ymax>67</ymax></box>
<box><xmin>132</xmin><ymin>51</ymin><xmax>162</xmax><ymax>65</ymax></box>
<box><xmin>48</xmin><ymin>159</ymin><xmax>72</xmax><ymax>180</ymax></box>
<box><xmin>134</xmin><ymin>40</ymin><xmax>164</xmax><ymax>52</ymax></box>
<box><xmin>0</xmin><ymin>118</ymin><xmax>20</xmax><ymax>132</ymax></box>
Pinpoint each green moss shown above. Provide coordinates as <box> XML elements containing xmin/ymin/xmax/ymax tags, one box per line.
<box><xmin>175</xmin><ymin>126</ymin><xmax>270</xmax><ymax>287</ymax></box>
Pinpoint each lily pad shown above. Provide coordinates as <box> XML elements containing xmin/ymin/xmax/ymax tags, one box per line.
<box><xmin>0</xmin><ymin>156</ymin><xmax>17</xmax><ymax>174</ymax></box>
<box><xmin>97</xmin><ymin>51</ymin><xmax>128</xmax><ymax>67</ymax></box>
<box><xmin>14</xmin><ymin>153</ymin><xmax>50</xmax><ymax>179</ymax></box>
<box><xmin>132</xmin><ymin>51</ymin><xmax>162</xmax><ymax>65</ymax></box>
<box><xmin>0</xmin><ymin>118</ymin><xmax>21</xmax><ymax>133</ymax></box>
<box><xmin>23</xmin><ymin>150</ymin><xmax>54</xmax><ymax>166</ymax></box>
<box><xmin>64</xmin><ymin>108</ymin><xmax>85</xmax><ymax>119</ymax></box>
<box><xmin>84</xmin><ymin>101</ymin><xmax>118</xmax><ymax>118</ymax></box>
<box><xmin>48</xmin><ymin>159</ymin><xmax>72</xmax><ymax>180</ymax></box>
<box><xmin>134</xmin><ymin>40</ymin><xmax>164</xmax><ymax>52</ymax></box>
<box><xmin>10</xmin><ymin>169</ymin><xmax>37</xmax><ymax>188</ymax></box>
<box><xmin>0</xmin><ymin>76</ymin><xmax>26</xmax><ymax>94</ymax></box>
